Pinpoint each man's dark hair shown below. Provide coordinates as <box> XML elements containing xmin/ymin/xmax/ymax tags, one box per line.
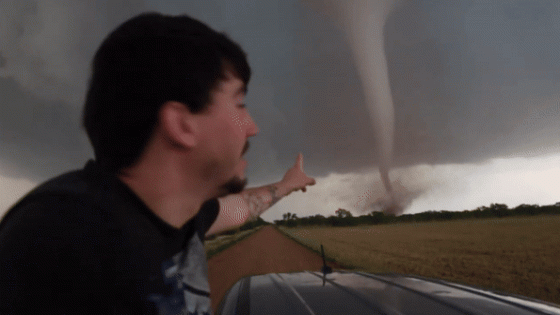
<box><xmin>83</xmin><ymin>12</ymin><xmax>251</xmax><ymax>173</ymax></box>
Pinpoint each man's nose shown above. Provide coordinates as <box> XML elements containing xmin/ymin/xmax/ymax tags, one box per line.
<box><xmin>246</xmin><ymin>114</ymin><xmax>259</xmax><ymax>137</ymax></box>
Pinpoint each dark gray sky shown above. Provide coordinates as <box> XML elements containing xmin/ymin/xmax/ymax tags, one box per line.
<box><xmin>1</xmin><ymin>0</ymin><xmax>559</xmax><ymax>217</ymax></box>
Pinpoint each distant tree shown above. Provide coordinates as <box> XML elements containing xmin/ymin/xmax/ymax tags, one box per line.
<box><xmin>513</xmin><ymin>204</ymin><xmax>539</xmax><ymax>216</ymax></box>
<box><xmin>327</xmin><ymin>215</ymin><xmax>343</xmax><ymax>226</ymax></box>
<box><xmin>335</xmin><ymin>208</ymin><xmax>353</xmax><ymax>218</ymax></box>
<box><xmin>280</xmin><ymin>212</ymin><xmax>299</xmax><ymax>227</ymax></box>
<box><xmin>300</xmin><ymin>214</ymin><xmax>327</xmax><ymax>226</ymax></box>
<box><xmin>239</xmin><ymin>217</ymin><xmax>269</xmax><ymax>231</ymax></box>
<box><xmin>282</xmin><ymin>212</ymin><xmax>298</xmax><ymax>220</ymax></box>
<box><xmin>286</xmin><ymin>213</ymin><xmax>298</xmax><ymax>227</ymax></box>
<box><xmin>489</xmin><ymin>203</ymin><xmax>509</xmax><ymax>217</ymax></box>
<box><xmin>369</xmin><ymin>211</ymin><xmax>386</xmax><ymax>224</ymax></box>
<box><xmin>274</xmin><ymin>200</ymin><xmax>560</xmax><ymax>228</ymax></box>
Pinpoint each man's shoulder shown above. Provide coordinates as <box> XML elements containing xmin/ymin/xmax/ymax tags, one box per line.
<box><xmin>21</xmin><ymin>160</ymin><xmax>106</xmax><ymax>202</ymax></box>
<box><xmin>0</xmin><ymin>161</ymin><xmax>116</xmax><ymax>234</ymax></box>
<box><xmin>0</xmin><ymin>165</ymin><xmax>125</xmax><ymax>314</ymax></box>
<box><xmin>0</xmin><ymin>162</ymin><xmax>130</xmax><ymax>275</ymax></box>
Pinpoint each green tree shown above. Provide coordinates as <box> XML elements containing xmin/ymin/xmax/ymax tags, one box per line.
<box><xmin>335</xmin><ymin>208</ymin><xmax>353</xmax><ymax>218</ymax></box>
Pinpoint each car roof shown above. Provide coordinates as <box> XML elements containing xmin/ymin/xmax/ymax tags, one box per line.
<box><xmin>217</xmin><ymin>270</ymin><xmax>560</xmax><ymax>315</ymax></box>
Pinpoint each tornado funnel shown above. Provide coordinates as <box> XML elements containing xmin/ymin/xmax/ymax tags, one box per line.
<box><xmin>306</xmin><ymin>0</ymin><xmax>399</xmax><ymax>212</ymax></box>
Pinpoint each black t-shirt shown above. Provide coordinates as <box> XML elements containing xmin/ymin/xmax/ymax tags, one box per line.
<box><xmin>0</xmin><ymin>160</ymin><xmax>219</xmax><ymax>314</ymax></box>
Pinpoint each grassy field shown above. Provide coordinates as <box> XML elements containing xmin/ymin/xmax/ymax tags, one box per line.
<box><xmin>204</xmin><ymin>226</ymin><xmax>264</xmax><ymax>258</ymax></box>
<box><xmin>279</xmin><ymin>215</ymin><xmax>560</xmax><ymax>305</ymax></box>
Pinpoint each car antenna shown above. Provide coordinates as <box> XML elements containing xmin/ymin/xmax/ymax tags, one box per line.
<box><xmin>320</xmin><ymin>244</ymin><xmax>332</xmax><ymax>286</ymax></box>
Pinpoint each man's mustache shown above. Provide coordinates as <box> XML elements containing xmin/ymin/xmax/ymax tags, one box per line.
<box><xmin>242</xmin><ymin>141</ymin><xmax>250</xmax><ymax>155</ymax></box>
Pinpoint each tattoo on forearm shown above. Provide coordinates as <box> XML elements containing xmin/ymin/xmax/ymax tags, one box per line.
<box><xmin>268</xmin><ymin>185</ymin><xmax>281</xmax><ymax>207</ymax></box>
<box><xmin>244</xmin><ymin>185</ymin><xmax>281</xmax><ymax>220</ymax></box>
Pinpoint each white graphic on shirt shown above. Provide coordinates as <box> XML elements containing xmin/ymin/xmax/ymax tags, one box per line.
<box><xmin>149</xmin><ymin>234</ymin><xmax>212</xmax><ymax>315</ymax></box>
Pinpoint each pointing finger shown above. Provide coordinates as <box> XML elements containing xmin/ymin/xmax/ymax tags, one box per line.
<box><xmin>296</xmin><ymin>153</ymin><xmax>304</xmax><ymax>170</ymax></box>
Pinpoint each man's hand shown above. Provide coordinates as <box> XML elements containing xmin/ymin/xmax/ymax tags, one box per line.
<box><xmin>278</xmin><ymin>153</ymin><xmax>316</xmax><ymax>195</ymax></box>
<box><xmin>207</xmin><ymin>153</ymin><xmax>315</xmax><ymax>236</ymax></box>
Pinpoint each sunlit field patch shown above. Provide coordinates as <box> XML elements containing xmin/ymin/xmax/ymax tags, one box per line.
<box><xmin>279</xmin><ymin>215</ymin><xmax>560</xmax><ymax>305</ymax></box>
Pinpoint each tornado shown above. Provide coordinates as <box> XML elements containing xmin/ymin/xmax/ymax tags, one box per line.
<box><xmin>307</xmin><ymin>0</ymin><xmax>400</xmax><ymax>213</ymax></box>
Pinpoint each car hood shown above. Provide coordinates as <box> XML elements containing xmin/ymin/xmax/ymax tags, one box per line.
<box><xmin>217</xmin><ymin>270</ymin><xmax>560</xmax><ymax>315</ymax></box>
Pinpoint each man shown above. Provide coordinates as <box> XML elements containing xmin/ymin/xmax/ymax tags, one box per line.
<box><xmin>0</xmin><ymin>13</ymin><xmax>314</xmax><ymax>314</ymax></box>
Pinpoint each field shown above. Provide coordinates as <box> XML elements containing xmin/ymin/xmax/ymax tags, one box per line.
<box><xmin>204</xmin><ymin>226</ymin><xmax>263</xmax><ymax>258</ymax></box>
<box><xmin>279</xmin><ymin>215</ymin><xmax>560</xmax><ymax>305</ymax></box>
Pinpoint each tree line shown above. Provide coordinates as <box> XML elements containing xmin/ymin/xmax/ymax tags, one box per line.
<box><xmin>273</xmin><ymin>202</ymin><xmax>560</xmax><ymax>227</ymax></box>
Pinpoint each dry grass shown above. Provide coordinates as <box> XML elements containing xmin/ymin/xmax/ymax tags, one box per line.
<box><xmin>204</xmin><ymin>226</ymin><xmax>263</xmax><ymax>258</ymax></box>
<box><xmin>279</xmin><ymin>215</ymin><xmax>560</xmax><ymax>305</ymax></box>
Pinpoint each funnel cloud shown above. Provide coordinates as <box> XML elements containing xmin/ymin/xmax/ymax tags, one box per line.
<box><xmin>307</xmin><ymin>0</ymin><xmax>402</xmax><ymax>213</ymax></box>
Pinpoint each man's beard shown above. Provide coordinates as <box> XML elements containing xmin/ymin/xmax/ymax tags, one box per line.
<box><xmin>216</xmin><ymin>141</ymin><xmax>250</xmax><ymax>196</ymax></box>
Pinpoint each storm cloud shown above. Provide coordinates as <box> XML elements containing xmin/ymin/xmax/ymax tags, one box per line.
<box><xmin>297</xmin><ymin>0</ymin><xmax>560</xmax><ymax>173</ymax></box>
<box><xmin>1</xmin><ymin>0</ymin><xmax>559</xmax><ymax>216</ymax></box>
<box><xmin>0</xmin><ymin>0</ymin><xmax>145</xmax><ymax>179</ymax></box>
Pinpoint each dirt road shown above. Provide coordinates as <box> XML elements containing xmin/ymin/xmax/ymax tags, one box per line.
<box><xmin>207</xmin><ymin>225</ymin><xmax>341</xmax><ymax>311</ymax></box>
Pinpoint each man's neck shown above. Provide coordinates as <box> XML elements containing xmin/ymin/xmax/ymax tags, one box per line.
<box><xmin>117</xmin><ymin>157</ymin><xmax>208</xmax><ymax>229</ymax></box>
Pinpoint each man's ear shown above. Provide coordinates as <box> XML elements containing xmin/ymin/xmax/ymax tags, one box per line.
<box><xmin>159</xmin><ymin>101</ymin><xmax>197</xmax><ymax>148</ymax></box>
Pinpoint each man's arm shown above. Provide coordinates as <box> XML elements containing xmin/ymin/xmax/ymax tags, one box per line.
<box><xmin>206</xmin><ymin>153</ymin><xmax>315</xmax><ymax>236</ymax></box>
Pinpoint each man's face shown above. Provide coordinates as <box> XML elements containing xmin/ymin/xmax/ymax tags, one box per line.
<box><xmin>197</xmin><ymin>72</ymin><xmax>259</xmax><ymax>197</ymax></box>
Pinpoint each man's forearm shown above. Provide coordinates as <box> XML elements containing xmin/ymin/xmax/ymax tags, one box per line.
<box><xmin>209</xmin><ymin>183</ymin><xmax>287</xmax><ymax>236</ymax></box>
<box><xmin>210</xmin><ymin>154</ymin><xmax>314</xmax><ymax>236</ymax></box>
<box><xmin>240</xmin><ymin>182</ymin><xmax>288</xmax><ymax>220</ymax></box>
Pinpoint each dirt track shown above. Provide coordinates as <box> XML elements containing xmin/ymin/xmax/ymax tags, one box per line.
<box><xmin>207</xmin><ymin>225</ymin><xmax>341</xmax><ymax>311</ymax></box>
